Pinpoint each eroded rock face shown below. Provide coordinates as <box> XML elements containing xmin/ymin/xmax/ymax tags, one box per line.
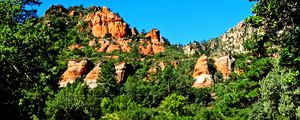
<box><xmin>84</xmin><ymin>6</ymin><xmax>129</xmax><ymax>38</ymax></box>
<box><xmin>60</xmin><ymin>60</ymin><xmax>132</xmax><ymax>88</ymax></box>
<box><xmin>192</xmin><ymin>55</ymin><xmax>213</xmax><ymax>88</ymax></box>
<box><xmin>139</xmin><ymin>29</ymin><xmax>165</xmax><ymax>55</ymax></box>
<box><xmin>115</xmin><ymin>62</ymin><xmax>131</xmax><ymax>84</ymax></box>
<box><xmin>84</xmin><ymin>62</ymin><xmax>102</xmax><ymax>89</ymax></box>
<box><xmin>145</xmin><ymin>29</ymin><xmax>160</xmax><ymax>42</ymax></box>
<box><xmin>218</xmin><ymin>21</ymin><xmax>256</xmax><ymax>55</ymax></box>
<box><xmin>59</xmin><ymin>59</ymin><xmax>93</xmax><ymax>87</ymax></box>
<box><xmin>214</xmin><ymin>56</ymin><xmax>235</xmax><ymax>79</ymax></box>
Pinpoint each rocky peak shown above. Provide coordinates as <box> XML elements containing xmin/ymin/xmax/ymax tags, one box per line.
<box><xmin>84</xmin><ymin>6</ymin><xmax>130</xmax><ymax>38</ymax></box>
<box><xmin>53</xmin><ymin>5</ymin><xmax>167</xmax><ymax>55</ymax></box>
<box><xmin>145</xmin><ymin>29</ymin><xmax>160</xmax><ymax>42</ymax></box>
<box><xmin>138</xmin><ymin>29</ymin><xmax>166</xmax><ymax>55</ymax></box>
<box><xmin>216</xmin><ymin>21</ymin><xmax>256</xmax><ymax>56</ymax></box>
<box><xmin>45</xmin><ymin>5</ymin><xmax>69</xmax><ymax>16</ymax></box>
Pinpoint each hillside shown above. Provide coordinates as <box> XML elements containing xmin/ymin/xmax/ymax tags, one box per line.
<box><xmin>1</xmin><ymin>1</ymin><xmax>300</xmax><ymax>119</ymax></box>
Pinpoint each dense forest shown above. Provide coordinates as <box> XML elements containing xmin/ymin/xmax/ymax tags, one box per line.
<box><xmin>1</xmin><ymin>0</ymin><xmax>300</xmax><ymax>119</ymax></box>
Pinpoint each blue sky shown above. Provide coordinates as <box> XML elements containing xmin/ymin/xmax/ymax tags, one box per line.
<box><xmin>36</xmin><ymin>0</ymin><xmax>255</xmax><ymax>45</ymax></box>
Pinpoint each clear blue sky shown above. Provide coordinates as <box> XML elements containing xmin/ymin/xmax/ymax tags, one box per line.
<box><xmin>36</xmin><ymin>0</ymin><xmax>255</xmax><ymax>45</ymax></box>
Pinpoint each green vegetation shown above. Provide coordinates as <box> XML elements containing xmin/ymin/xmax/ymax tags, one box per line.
<box><xmin>1</xmin><ymin>0</ymin><xmax>300</xmax><ymax>119</ymax></box>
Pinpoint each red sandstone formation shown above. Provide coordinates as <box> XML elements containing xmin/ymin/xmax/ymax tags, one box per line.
<box><xmin>115</xmin><ymin>62</ymin><xmax>131</xmax><ymax>84</ymax></box>
<box><xmin>213</xmin><ymin>56</ymin><xmax>235</xmax><ymax>79</ymax></box>
<box><xmin>106</xmin><ymin>44</ymin><xmax>121</xmax><ymax>53</ymax></box>
<box><xmin>59</xmin><ymin>59</ymin><xmax>93</xmax><ymax>87</ymax></box>
<box><xmin>84</xmin><ymin>62</ymin><xmax>103</xmax><ymax>89</ymax></box>
<box><xmin>192</xmin><ymin>55</ymin><xmax>213</xmax><ymax>88</ymax></box>
<box><xmin>138</xmin><ymin>29</ymin><xmax>165</xmax><ymax>55</ymax></box>
<box><xmin>84</xmin><ymin>6</ymin><xmax>129</xmax><ymax>38</ymax></box>
<box><xmin>145</xmin><ymin>29</ymin><xmax>160</xmax><ymax>42</ymax></box>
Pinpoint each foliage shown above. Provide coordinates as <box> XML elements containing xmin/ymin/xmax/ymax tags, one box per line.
<box><xmin>2</xmin><ymin>0</ymin><xmax>300</xmax><ymax>119</ymax></box>
<box><xmin>159</xmin><ymin>93</ymin><xmax>188</xmax><ymax>115</ymax></box>
<box><xmin>45</xmin><ymin>80</ymin><xmax>91</xmax><ymax>120</ymax></box>
<box><xmin>250</xmin><ymin>64</ymin><xmax>300</xmax><ymax>119</ymax></box>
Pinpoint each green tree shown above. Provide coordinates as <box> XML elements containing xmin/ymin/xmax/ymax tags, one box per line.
<box><xmin>159</xmin><ymin>93</ymin><xmax>188</xmax><ymax>115</ymax></box>
<box><xmin>250</xmin><ymin>64</ymin><xmax>300</xmax><ymax>119</ymax></box>
<box><xmin>45</xmin><ymin>80</ymin><xmax>91</xmax><ymax>120</ymax></box>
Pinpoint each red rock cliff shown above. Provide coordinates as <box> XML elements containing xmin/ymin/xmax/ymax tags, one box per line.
<box><xmin>84</xmin><ymin>6</ymin><xmax>129</xmax><ymax>38</ymax></box>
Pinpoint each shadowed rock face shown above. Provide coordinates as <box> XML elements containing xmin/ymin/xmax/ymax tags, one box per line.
<box><xmin>84</xmin><ymin>6</ymin><xmax>130</xmax><ymax>38</ymax></box>
<box><xmin>214</xmin><ymin>56</ymin><xmax>235</xmax><ymax>79</ymax></box>
<box><xmin>115</xmin><ymin>62</ymin><xmax>132</xmax><ymax>84</ymax></box>
<box><xmin>59</xmin><ymin>59</ymin><xmax>93</xmax><ymax>87</ymax></box>
<box><xmin>192</xmin><ymin>55</ymin><xmax>213</xmax><ymax>88</ymax></box>
<box><xmin>84</xmin><ymin>62</ymin><xmax>103</xmax><ymax>89</ymax></box>
<box><xmin>131</xmin><ymin>27</ymin><xmax>139</xmax><ymax>36</ymax></box>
